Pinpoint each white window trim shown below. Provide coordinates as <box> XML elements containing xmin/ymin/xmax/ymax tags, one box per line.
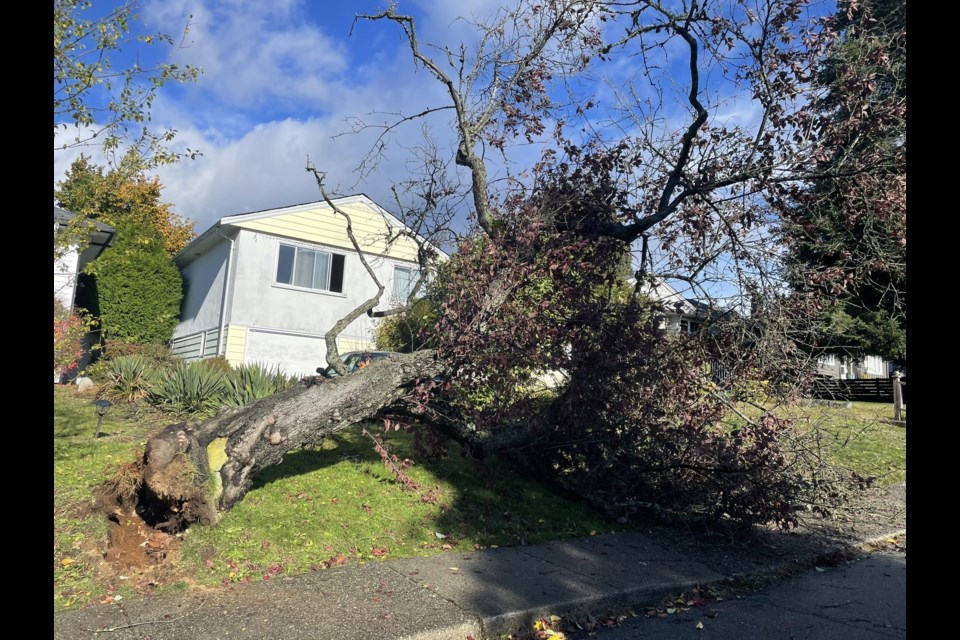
<box><xmin>274</xmin><ymin>240</ymin><xmax>347</xmax><ymax>296</ymax></box>
<box><xmin>393</xmin><ymin>264</ymin><xmax>418</xmax><ymax>301</ymax></box>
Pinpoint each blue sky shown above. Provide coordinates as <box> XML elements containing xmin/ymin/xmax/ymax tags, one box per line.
<box><xmin>54</xmin><ymin>0</ymin><xmax>835</xmax><ymax>292</ymax></box>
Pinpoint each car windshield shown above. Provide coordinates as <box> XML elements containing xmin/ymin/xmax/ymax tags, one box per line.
<box><xmin>341</xmin><ymin>353</ymin><xmax>362</xmax><ymax>370</ymax></box>
<box><xmin>322</xmin><ymin>352</ymin><xmax>397</xmax><ymax>377</ymax></box>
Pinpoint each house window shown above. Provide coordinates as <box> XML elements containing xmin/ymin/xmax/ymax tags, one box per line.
<box><xmin>393</xmin><ymin>265</ymin><xmax>417</xmax><ymax>300</ymax></box>
<box><xmin>679</xmin><ymin>318</ymin><xmax>701</xmax><ymax>334</ymax></box>
<box><xmin>276</xmin><ymin>243</ymin><xmax>345</xmax><ymax>293</ymax></box>
<box><xmin>864</xmin><ymin>355</ymin><xmax>885</xmax><ymax>376</ymax></box>
<box><xmin>819</xmin><ymin>354</ymin><xmax>836</xmax><ymax>366</ymax></box>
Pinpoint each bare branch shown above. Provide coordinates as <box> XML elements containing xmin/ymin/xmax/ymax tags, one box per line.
<box><xmin>306</xmin><ymin>161</ymin><xmax>387</xmax><ymax>374</ymax></box>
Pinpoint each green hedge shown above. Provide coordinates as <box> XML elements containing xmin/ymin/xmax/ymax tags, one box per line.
<box><xmin>94</xmin><ymin>244</ymin><xmax>183</xmax><ymax>345</ymax></box>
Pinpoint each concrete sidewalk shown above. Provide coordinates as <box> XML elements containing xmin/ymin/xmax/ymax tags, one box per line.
<box><xmin>53</xmin><ymin>525</ymin><xmax>904</xmax><ymax>640</ymax></box>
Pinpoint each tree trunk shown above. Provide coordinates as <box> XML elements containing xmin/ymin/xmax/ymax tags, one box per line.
<box><xmin>135</xmin><ymin>350</ymin><xmax>444</xmax><ymax>530</ymax></box>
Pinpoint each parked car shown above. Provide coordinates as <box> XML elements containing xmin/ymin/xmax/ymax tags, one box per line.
<box><xmin>317</xmin><ymin>351</ymin><xmax>401</xmax><ymax>378</ymax></box>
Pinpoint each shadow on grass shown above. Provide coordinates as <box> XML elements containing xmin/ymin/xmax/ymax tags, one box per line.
<box><xmin>245</xmin><ymin>423</ymin><xmax>615</xmax><ymax>555</ymax></box>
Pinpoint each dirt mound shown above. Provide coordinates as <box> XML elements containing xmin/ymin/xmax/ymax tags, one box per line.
<box><xmin>95</xmin><ymin>459</ymin><xmax>184</xmax><ymax>579</ymax></box>
<box><xmin>104</xmin><ymin>509</ymin><xmax>178</xmax><ymax>570</ymax></box>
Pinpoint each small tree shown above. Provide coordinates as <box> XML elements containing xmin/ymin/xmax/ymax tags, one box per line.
<box><xmin>54</xmin><ymin>298</ymin><xmax>94</xmax><ymax>380</ymax></box>
<box><xmin>56</xmin><ymin>152</ymin><xmax>196</xmax><ymax>258</ymax></box>
<box><xmin>56</xmin><ymin>153</ymin><xmax>190</xmax><ymax>349</ymax></box>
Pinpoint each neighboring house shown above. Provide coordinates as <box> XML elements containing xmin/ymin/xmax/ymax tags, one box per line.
<box><xmin>54</xmin><ymin>207</ymin><xmax>116</xmax><ymax>310</ymax></box>
<box><xmin>637</xmin><ymin>277</ymin><xmax>897</xmax><ymax>381</ymax></box>
<box><xmin>816</xmin><ymin>353</ymin><xmax>893</xmax><ymax>379</ymax></box>
<box><xmin>170</xmin><ymin>195</ymin><xmax>443</xmax><ymax>378</ymax></box>
<box><xmin>634</xmin><ymin>277</ymin><xmax>713</xmax><ymax>334</ymax></box>
<box><xmin>54</xmin><ymin>207</ymin><xmax>116</xmax><ymax>382</ymax></box>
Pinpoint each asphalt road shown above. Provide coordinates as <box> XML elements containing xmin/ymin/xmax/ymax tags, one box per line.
<box><xmin>572</xmin><ymin>550</ymin><xmax>906</xmax><ymax>640</ymax></box>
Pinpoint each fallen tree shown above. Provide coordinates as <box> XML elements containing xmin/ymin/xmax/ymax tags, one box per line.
<box><xmin>109</xmin><ymin>0</ymin><xmax>903</xmax><ymax>534</ymax></box>
<box><xmin>133</xmin><ymin>350</ymin><xmax>444</xmax><ymax>530</ymax></box>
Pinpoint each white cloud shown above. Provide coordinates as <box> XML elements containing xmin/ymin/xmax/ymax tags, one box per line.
<box><xmin>151</xmin><ymin>116</ymin><xmax>417</xmax><ymax>229</ymax></box>
<box><xmin>144</xmin><ymin>0</ymin><xmax>349</xmax><ymax>110</ymax></box>
<box><xmin>56</xmin><ymin>0</ymin><xmax>468</xmax><ymax>230</ymax></box>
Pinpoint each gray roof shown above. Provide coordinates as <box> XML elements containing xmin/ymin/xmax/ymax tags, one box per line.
<box><xmin>54</xmin><ymin>207</ymin><xmax>116</xmax><ymax>233</ymax></box>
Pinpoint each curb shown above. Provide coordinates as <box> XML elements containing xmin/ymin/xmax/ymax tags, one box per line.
<box><xmin>459</xmin><ymin>527</ymin><xmax>909</xmax><ymax>640</ymax></box>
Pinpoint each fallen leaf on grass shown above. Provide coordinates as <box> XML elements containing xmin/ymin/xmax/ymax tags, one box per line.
<box><xmin>324</xmin><ymin>553</ymin><xmax>349</xmax><ymax>567</ymax></box>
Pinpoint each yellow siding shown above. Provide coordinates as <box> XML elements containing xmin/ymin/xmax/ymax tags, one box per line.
<box><xmin>233</xmin><ymin>201</ymin><xmax>420</xmax><ymax>262</ymax></box>
<box><xmin>224</xmin><ymin>325</ymin><xmax>248</xmax><ymax>366</ymax></box>
<box><xmin>338</xmin><ymin>335</ymin><xmax>377</xmax><ymax>352</ymax></box>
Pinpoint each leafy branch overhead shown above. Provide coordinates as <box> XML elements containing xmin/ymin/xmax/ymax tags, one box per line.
<box><xmin>54</xmin><ymin>0</ymin><xmax>201</xmax><ymax>166</ymax></box>
<box><xmin>777</xmin><ymin>0</ymin><xmax>906</xmax><ymax>361</ymax></box>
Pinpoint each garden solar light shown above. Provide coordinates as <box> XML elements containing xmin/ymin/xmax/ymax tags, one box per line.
<box><xmin>94</xmin><ymin>399</ymin><xmax>112</xmax><ymax>438</ymax></box>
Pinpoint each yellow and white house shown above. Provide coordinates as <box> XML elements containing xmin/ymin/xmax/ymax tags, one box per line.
<box><xmin>170</xmin><ymin>195</ymin><xmax>441</xmax><ymax>378</ymax></box>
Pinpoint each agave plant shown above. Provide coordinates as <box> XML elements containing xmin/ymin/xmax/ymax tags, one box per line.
<box><xmin>148</xmin><ymin>361</ymin><xmax>228</xmax><ymax>416</ymax></box>
<box><xmin>105</xmin><ymin>354</ymin><xmax>160</xmax><ymax>403</ymax></box>
<box><xmin>222</xmin><ymin>362</ymin><xmax>296</xmax><ymax>407</ymax></box>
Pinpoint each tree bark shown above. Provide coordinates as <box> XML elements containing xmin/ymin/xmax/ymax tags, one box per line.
<box><xmin>136</xmin><ymin>350</ymin><xmax>444</xmax><ymax>530</ymax></box>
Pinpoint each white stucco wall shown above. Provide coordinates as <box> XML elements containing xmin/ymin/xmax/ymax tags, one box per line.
<box><xmin>54</xmin><ymin>246</ymin><xmax>79</xmax><ymax>310</ymax></box>
<box><xmin>221</xmin><ymin>229</ymin><xmax>417</xmax><ymax>376</ymax></box>
<box><xmin>174</xmin><ymin>239</ymin><xmax>231</xmax><ymax>338</ymax></box>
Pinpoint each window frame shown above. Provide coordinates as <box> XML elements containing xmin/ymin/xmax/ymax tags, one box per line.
<box><xmin>274</xmin><ymin>241</ymin><xmax>346</xmax><ymax>295</ymax></box>
<box><xmin>393</xmin><ymin>264</ymin><xmax>418</xmax><ymax>301</ymax></box>
<box><xmin>679</xmin><ymin>317</ymin><xmax>701</xmax><ymax>334</ymax></box>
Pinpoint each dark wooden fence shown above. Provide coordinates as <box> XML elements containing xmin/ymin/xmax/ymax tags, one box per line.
<box><xmin>810</xmin><ymin>377</ymin><xmax>907</xmax><ymax>403</ymax></box>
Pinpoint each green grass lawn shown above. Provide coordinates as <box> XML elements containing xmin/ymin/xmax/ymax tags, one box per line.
<box><xmin>782</xmin><ymin>400</ymin><xmax>907</xmax><ymax>485</ymax></box>
<box><xmin>54</xmin><ymin>386</ymin><xmax>906</xmax><ymax>611</ymax></box>
<box><xmin>53</xmin><ymin>386</ymin><xmax>615</xmax><ymax>610</ymax></box>
<box><xmin>725</xmin><ymin>398</ymin><xmax>907</xmax><ymax>486</ymax></box>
